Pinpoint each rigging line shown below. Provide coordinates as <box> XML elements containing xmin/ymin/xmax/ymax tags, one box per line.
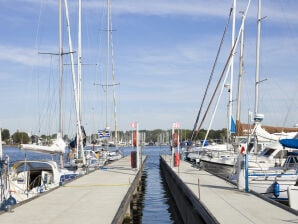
<box><xmin>190</xmin><ymin>7</ymin><xmax>233</xmax><ymax>141</ymax></box>
<box><xmin>193</xmin><ymin>0</ymin><xmax>251</xmax><ymax>141</ymax></box>
<box><xmin>193</xmin><ymin>40</ymin><xmax>236</xmax><ymax>141</ymax></box>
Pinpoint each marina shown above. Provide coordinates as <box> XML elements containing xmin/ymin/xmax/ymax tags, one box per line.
<box><xmin>0</xmin><ymin>0</ymin><xmax>298</xmax><ymax>223</ymax></box>
<box><xmin>1</xmin><ymin>145</ymin><xmax>297</xmax><ymax>223</ymax></box>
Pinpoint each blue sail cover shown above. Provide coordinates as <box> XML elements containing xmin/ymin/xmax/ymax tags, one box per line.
<box><xmin>279</xmin><ymin>139</ymin><xmax>298</xmax><ymax>149</ymax></box>
<box><xmin>230</xmin><ymin>117</ymin><xmax>236</xmax><ymax>134</ymax></box>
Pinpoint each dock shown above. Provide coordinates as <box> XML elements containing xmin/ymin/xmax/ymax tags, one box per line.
<box><xmin>0</xmin><ymin>155</ymin><xmax>146</xmax><ymax>224</ymax></box>
<box><xmin>160</xmin><ymin>155</ymin><xmax>298</xmax><ymax>224</ymax></box>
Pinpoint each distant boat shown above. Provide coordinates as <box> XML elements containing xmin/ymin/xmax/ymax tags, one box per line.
<box><xmin>20</xmin><ymin>133</ymin><xmax>66</xmax><ymax>155</ymax></box>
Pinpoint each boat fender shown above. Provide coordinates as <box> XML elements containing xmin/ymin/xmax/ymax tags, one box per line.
<box><xmin>240</xmin><ymin>145</ymin><xmax>246</xmax><ymax>154</ymax></box>
<box><xmin>6</xmin><ymin>195</ymin><xmax>16</xmax><ymax>206</ymax></box>
<box><xmin>273</xmin><ymin>181</ymin><xmax>280</xmax><ymax>198</ymax></box>
<box><xmin>0</xmin><ymin>195</ymin><xmax>17</xmax><ymax>211</ymax></box>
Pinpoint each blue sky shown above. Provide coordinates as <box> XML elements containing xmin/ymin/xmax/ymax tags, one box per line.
<box><xmin>0</xmin><ymin>0</ymin><xmax>297</xmax><ymax>137</ymax></box>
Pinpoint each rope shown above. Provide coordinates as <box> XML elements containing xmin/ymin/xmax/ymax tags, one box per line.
<box><xmin>192</xmin><ymin>0</ymin><xmax>251</xmax><ymax>141</ymax></box>
<box><xmin>191</xmin><ymin>7</ymin><xmax>233</xmax><ymax>141</ymax></box>
<box><xmin>193</xmin><ymin>34</ymin><xmax>238</xmax><ymax>141</ymax></box>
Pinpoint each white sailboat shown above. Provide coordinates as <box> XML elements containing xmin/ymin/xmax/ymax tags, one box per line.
<box><xmin>198</xmin><ymin>1</ymin><xmax>297</xmax><ymax>183</ymax></box>
<box><xmin>20</xmin><ymin>133</ymin><xmax>66</xmax><ymax>155</ymax></box>
<box><xmin>198</xmin><ymin>0</ymin><xmax>249</xmax><ymax>178</ymax></box>
<box><xmin>232</xmin><ymin>1</ymin><xmax>298</xmax><ymax>205</ymax></box>
<box><xmin>8</xmin><ymin>0</ymin><xmax>85</xmax><ymax>204</ymax></box>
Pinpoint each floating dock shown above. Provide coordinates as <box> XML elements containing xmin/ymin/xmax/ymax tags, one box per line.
<box><xmin>160</xmin><ymin>155</ymin><xmax>298</xmax><ymax>224</ymax></box>
<box><xmin>0</xmin><ymin>155</ymin><xmax>146</xmax><ymax>224</ymax></box>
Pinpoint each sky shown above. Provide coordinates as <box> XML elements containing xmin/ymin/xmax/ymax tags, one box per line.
<box><xmin>0</xmin><ymin>0</ymin><xmax>297</xmax><ymax>137</ymax></box>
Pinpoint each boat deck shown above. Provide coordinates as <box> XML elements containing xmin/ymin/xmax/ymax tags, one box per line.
<box><xmin>161</xmin><ymin>155</ymin><xmax>298</xmax><ymax>224</ymax></box>
<box><xmin>0</xmin><ymin>155</ymin><xmax>145</xmax><ymax>224</ymax></box>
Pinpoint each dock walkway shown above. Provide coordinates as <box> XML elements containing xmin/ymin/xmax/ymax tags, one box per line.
<box><xmin>161</xmin><ymin>155</ymin><xmax>298</xmax><ymax>224</ymax></box>
<box><xmin>0</xmin><ymin>156</ymin><xmax>145</xmax><ymax>224</ymax></box>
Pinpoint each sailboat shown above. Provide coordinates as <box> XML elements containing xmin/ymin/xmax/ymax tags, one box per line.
<box><xmin>197</xmin><ymin>0</ymin><xmax>297</xmax><ymax>181</ymax></box>
<box><xmin>230</xmin><ymin>1</ymin><xmax>298</xmax><ymax>205</ymax></box>
<box><xmin>7</xmin><ymin>0</ymin><xmax>87</xmax><ymax>204</ymax></box>
<box><xmin>198</xmin><ymin>0</ymin><xmax>246</xmax><ymax>178</ymax></box>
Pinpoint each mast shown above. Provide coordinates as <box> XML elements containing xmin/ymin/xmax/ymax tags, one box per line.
<box><xmin>58</xmin><ymin>0</ymin><xmax>64</xmax><ymax>167</ymax></box>
<box><xmin>78</xmin><ymin>0</ymin><xmax>82</xmax><ymax>122</ymax></box>
<box><xmin>106</xmin><ymin>0</ymin><xmax>110</xmax><ymax>129</ymax></box>
<box><xmin>102</xmin><ymin>0</ymin><xmax>120</xmax><ymax>145</ymax></box>
<box><xmin>58</xmin><ymin>0</ymin><xmax>63</xmax><ymax>136</ymax></box>
<box><xmin>110</xmin><ymin>2</ymin><xmax>118</xmax><ymax>145</ymax></box>
<box><xmin>64</xmin><ymin>0</ymin><xmax>85</xmax><ymax>163</ymax></box>
<box><xmin>253</xmin><ymin>0</ymin><xmax>262</xmax><ymax>155</ymax></box>
<box><xmin>77</xmin><ymin>0</ymin><xmax>85</xmax><ymax>162</ymax></box>
<box><xmin>255</xmin><ymin>0</ymin><xmax>261</xmax><ymax>117</ymax></box>
<box><xmin>227</xmin><ymin>0</ymin><xmax>236</xmax><ymax>143</ymax></box>
<box><xmin>236</xmin><ymin>12</ymin><xmax>245</xmax><ymax>138</ymax></box>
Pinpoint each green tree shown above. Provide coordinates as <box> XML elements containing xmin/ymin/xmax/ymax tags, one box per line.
<box><xmin>1</xmin><ymin>129</ymin><xmax>10</xmax><ymax>141</ymax></box>
<box><xmin>12</xmin><ymin>132</ymin><xmax>30</xmax><ymax>144</ymax></box>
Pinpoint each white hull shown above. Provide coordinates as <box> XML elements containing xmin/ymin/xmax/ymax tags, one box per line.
<box><xmin>9</xmin><ymin>160</ymin><xmax>82</xmax><ymax>203</ymax></box>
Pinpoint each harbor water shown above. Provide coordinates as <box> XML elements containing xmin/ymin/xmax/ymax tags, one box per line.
<box><xmin>2</xmin><ymin>145</ymin><xmax>183</xmax><ymax>223</ymax></box>
<box><xmin>126</xmin><ymin>146</ymin><xmax>183</xmax><ymax>224</ymax></box>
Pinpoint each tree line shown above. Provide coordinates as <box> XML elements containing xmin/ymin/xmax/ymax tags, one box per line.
<box><xmin>1</xmin><ymin>128</ymin><xmax>228</xmax><ymax>145</ymax></box>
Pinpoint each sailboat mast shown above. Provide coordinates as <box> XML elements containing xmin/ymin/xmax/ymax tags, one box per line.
<box><xmin>236</xmin><ymin>12</ymin><xmax>245</xmax><ymax>138</ymax></box>
<box><xmin>58</xmin><ymin>0</ymin><xmax>64</xmax><ymax>167</ymax></box>
<box><xmin>109</xmin><ymin>2</ymin><xmax>118</xmax><ymax>145</ymax></box>
<box><xmin>63</xmin><ymin>0</ymin><xmax>85</xmax><ymax>163</ymax></box>
<box><xmin>227</xmin><ymin>0</ymin><xmax>236</xmax><ymax>143</ymax></box>
<box><xmin>78</xmin><ymin>0</ymin><xmax>82</xmax><ymax>122</ymax></box>
<box><xmin>106</xmin><ymin>0</ymin><xmax>110</xmax><ymax>129</ymax></box>
<box><xmin>58</xmin><ymin>0</ymin><xmax>63</xmax><ymax>136</ymax></box>
<box><xmin>255</xmin><ymin>0</ymin><xmax>261</xmax><ymax>116</ymax></box>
